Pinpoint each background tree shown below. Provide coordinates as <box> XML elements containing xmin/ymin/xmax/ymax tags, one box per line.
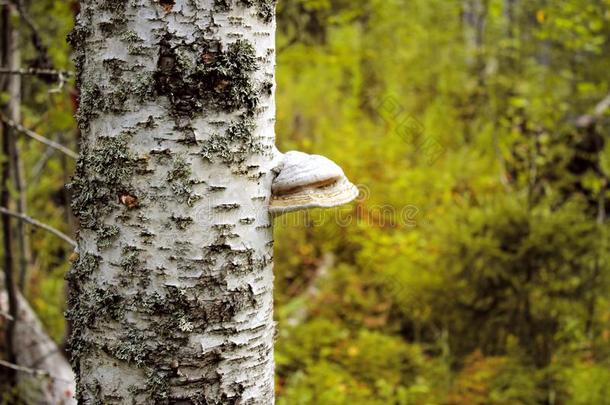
<box><xmin>1</xmin><ymin>0</ymin><xmax>76</xmax><ymax>402</ymax></box>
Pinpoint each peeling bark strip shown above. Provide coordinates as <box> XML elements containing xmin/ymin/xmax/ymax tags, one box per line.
<box><xmin>67</xmin><ymin>1</ymin><xmax>277</xmax><ymax>403</ymax></box>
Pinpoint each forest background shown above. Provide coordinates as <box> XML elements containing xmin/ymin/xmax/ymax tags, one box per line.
<box><xmin>1</xmin><ymin>0</ymin><xmax>610</xmax><ymax>403</ymax></box>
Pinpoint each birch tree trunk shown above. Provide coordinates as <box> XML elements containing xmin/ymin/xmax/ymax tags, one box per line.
<box><xmin>68</xmin><ymin>1</ymin><xmax>277</xmax><ymax>403</ymax></box>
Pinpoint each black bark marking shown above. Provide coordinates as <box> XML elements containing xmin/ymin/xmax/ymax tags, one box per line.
<box><xmin>154</xmin><ymin>36</ymin><xmax>259</xmax><ymax>121</ymax></box>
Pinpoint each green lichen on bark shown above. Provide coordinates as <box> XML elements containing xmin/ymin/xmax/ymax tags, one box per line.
<box><xmin>214</xmin><ymin>0</ymin><xmax>276</xmax><ymax>22</ymax></box>
<box><xmin>66</xmin><ymin>252</ymin><xmax>101</xmax><ymax>366</ymax></box>
<box><xmin>66</xmin><ymin>252</ymin><xmax>101</xmax><ymax>286</ymax></box>
<box><xmin>119</xmin><ymin>245</ymin><xmax>150</xmax><ymax>288</ymax></box>
<box><xmin>238</xmin><ymin>0</ymin><xmax>276</xmax><ymax>22</ymax></box>
<box><xmin>78</xmin><ymin>73</ymin><xmax>154</xmax><ymax>125</ymax></box>
<box><xmin>69</xmin><ymin>136</ymin><xmax>136</xmax><ymax>229</ymax></box>
<box><xmin>99</xmin><ymin>0</ymin><xmax>127</xmax><ymax>12</ymax></box>
<box><xmin>77</xmin><ymin>82</ymin><xmax>104</xmax><ymax>125</ymax></box>
<box><xmin>167</xmin><ymin>156</ymin><xmax>201</xmax><ymax>206</ymax></box>
<box><xmin>201</xmin><ymin>116</ymin><xmax>268</xmax><ymax>165</ymax></box>
<box><xmin>98</xmin><ymin>0</ymin><xmax>128</xmax><ymax>27</ymax></box>
<box><xmin>67</xmin><ymin>23</ymin><xmax>91</xmax><ymax>119</ymax></box>
<box><xmin>74</xmin><ymin>25</ymin><xmax>153</xmax><ymax>127</ymax></box>
<box><xmin>66</xmin><ymin>278</ymin><xmax>124</xmax><ymax>369</ymax></box>
<box><xmin>109</xmin><ymin>328</ymin><xmax>153</xmax><ymax>367</ymax></box>
<box><xmin>66</xmin><ymin>252</ymin><xmax>104</xmax><ymax>369</ymax></box>
<box><xmin>97</xmin><ymin>225</ymin><xmax>120</xmax><ymax>249</ymax></box>
<box><xmin>154</xmin><ymin>37</ymin><xmax>259</xmax><ymax>119</ymax></box>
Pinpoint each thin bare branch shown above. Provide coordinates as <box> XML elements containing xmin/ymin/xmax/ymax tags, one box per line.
<box><xmin>594</xmin><ymin>93</ymin><xmax>610</xmax><ymax>117</ymax></box>
<box><xmin>0</xmin><ymin>113</ymin><xmax>78</xmax><ymax>159</ymax></box>
<box><xmin>0</xmin><ymin>359</ymin><xmax>49</xmax><ymax>378</ymax></box>
<box><xmin>28</xmin><ymin>143</ymin><xmax>56</xmax><ymax>183</ymax></box>
<box><xmin>48</xmin><ymin>72</ymin><xmax>69</xmax><ymax>93</ymax></box>
<box><xmin>0</xmin><ymin>207</ymin><xmax>77</xmax><ymax>248</ymax></box>
<box><xmin>0</xmin><ymin>359</ymin><xmax>74</xmax><ymax>384</ymax></box>
<box><xmin>575</xmin><ymin>92</ymin><xmax>610</xmax><ymax>128</ymax></box>
<box><xmin>0</xmin><ymin>67</ymin><xmax>72</xmax><ymax>77</ymax></box>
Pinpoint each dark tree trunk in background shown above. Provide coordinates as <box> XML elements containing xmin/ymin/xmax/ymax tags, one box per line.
<box><xmin>0</xmin><ymin>3</ymin><xmax>19</xmax><ymax>386</ymax></box>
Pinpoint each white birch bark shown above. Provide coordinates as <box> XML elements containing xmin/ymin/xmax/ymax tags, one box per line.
<box><xmin>68</xmin><ymin>1</ymin><xmax>277</xmax><ymax>403</ymax></box>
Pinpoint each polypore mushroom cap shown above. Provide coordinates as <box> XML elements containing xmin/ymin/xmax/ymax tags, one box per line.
<box><xmin>270</xmin><ymin>151</ymin><xmax>359</xmax><ymax>215</ymax></box>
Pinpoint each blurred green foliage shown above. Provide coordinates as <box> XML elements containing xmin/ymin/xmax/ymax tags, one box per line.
<box><xmin>1</xmin><ymin>0</ymin><xmax>76</xmax><ymax>343</ymax></box>
<box><xmin>273</xmin><ymin>0</ymin><xmax>610</xmax><ymax>403</ymax></box>
<box><xmin>2</xmin><ymin>0</ymin><xmax>610</xmax><ymax>403</ymax></box>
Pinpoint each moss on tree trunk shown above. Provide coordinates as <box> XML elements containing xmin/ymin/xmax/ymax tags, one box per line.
<box><xmin>68</xmin><ymin>1</ymin><xmax>277</xmax><ymax>402</ymax></box>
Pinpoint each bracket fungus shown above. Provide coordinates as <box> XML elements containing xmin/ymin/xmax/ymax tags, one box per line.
<box><xmin>270</xmin><ymin>150</ymin><xmax>359</xmax><ymax>215</ymax></box>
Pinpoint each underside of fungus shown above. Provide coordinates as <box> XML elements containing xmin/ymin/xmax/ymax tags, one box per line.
<box><xmin>270</xmin><ymin>150</ymin><xmax>359</xmax><ymax>215</ymax></box>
